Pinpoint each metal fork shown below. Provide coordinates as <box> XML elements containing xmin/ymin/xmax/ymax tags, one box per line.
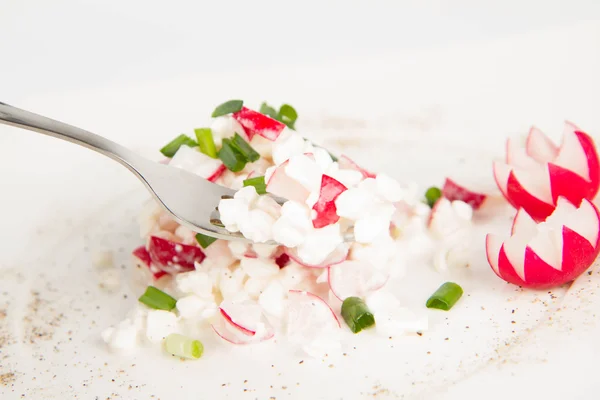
<box><xmin>0</xmin><ymin>101</ymin><xmax>277</xmax><ymax>242</ymax></box>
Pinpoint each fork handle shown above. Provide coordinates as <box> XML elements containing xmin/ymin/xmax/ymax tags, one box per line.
<box><xmin>0</xmin><ymin>101</ymin><xmax>146</xmax><ymax>173</ymax></box>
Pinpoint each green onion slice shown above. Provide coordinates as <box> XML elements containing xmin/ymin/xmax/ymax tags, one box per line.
<box><xmin>425</xmin><ymin>186</ymin><xmax>442</xmax><ymax>208</ymax></box>
<box><xmin>211</xmin><ymin>100</ymin><xmax>243</xmax><ymax>118</ymax></box>
<box><xmin>231</xmin><ymin>133</ymin><xmax>260</xmax><ymax>162</ymax></box>
<box><xmin>164</xmin><ymin>333</ymin><xmax>203</xmax><ymax>360</ymax></box>
<box><xmin>341</xmin><ymin>297</ymin><xmax>375</xmax><ymax>334</ymax></box>
<box><xmin>138</xmin><ymin>286</ymin><xmax>177</xmax><ymax>311</ymax></box>
<box><xmin>194</xmin><ymin>128</ymin><xmax>217</xmax><ymax>159</ymax></box>
<box><xmin>426</xmin><ymin>282</ymin><xmax>463</xmax><ymax>311</ymax></box>
<box><xmin>195</xmin><ymin>233</ymin><xmax>217</xmax><ymax>249</ymax></box>
<box><xmin>218</xmin><ymin>138</ymin><xmax>247</xmax><ymax>172</ymax></box>
<box><xmin>278</xmin><ymin>104</ymin><xmax>298</xmax><ymax>129</ymax></box>
<box><xmin>259</xmin><ymin>102</ymin><xmax>278</xmax><ymax>119</ymax></box>
<box><xmin>160</xmin><ymin>134</ymin><xmax>197</xmax><ymax>158</ymax></box>
<box><xmin>243</xmin><ymin>176</ymin><xmax>267</xmax><ymax>195</ymax></box>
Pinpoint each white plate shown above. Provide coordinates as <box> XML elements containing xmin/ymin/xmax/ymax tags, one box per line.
<box><xmin>2</xmin><ymin>21</ymin><xmax>600</xmax><ymax>400</ymax></box>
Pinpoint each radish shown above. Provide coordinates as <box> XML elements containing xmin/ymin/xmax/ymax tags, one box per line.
<box><xmin>274</xmin><ymin>252</ymin><xmax>291</xmax><ymax>268</ymax></box>
<box><xmin>328</xmin><ymin>260</ymin><xmax>390</xmax><ymax>300</ymax></box>
<box><xmin>442</xmin><ymin>178</ymin><xmax>491</xmax><ymax>210</ymax></box>
<box><xmin>494</xmin><ymin>122</ymin><xmax>600</xmax><ymax>221</ymax></box>
<box><xmin>485</xmin><ymin>198</ymin><xmax>600</xmax><ymax>289</ymax></box>
<box><xmin>232</xmin><ymin>106</ymin><xmax>286</xmax><ymax>141</ymax></box>
<box><xmin>266</xmin><ymin>159</ymin><xmax>310</xmax><ymax>203</ymax></box>
<box><xmin>218</xmin><ymin>300</ymin><xmax>272</xmax><ymax>337</ymax></box>
<box><xmin>312</xmin><ymin>175</ymin><xmax>347</xmax><ymax>228</ymax></box>
<box><xmin>147</xmin><ymin>236</ymin><xmax>205</xmax><ymax>274</ymax></box>
<box><xmin>211</xmin><ymin>312</ymin><xmax>275</xmax><ymax>345</ymax></box>
<box><xmin>132</xmin><ymin>246</ymin><xmax>167</xmax><ymax>280</ymax></box>
<box><xmin>285</xmin><ymin>244</ymin><xmax>349</xmax><ymax>269</ymax></box>
<box><xmin>286</xmin><ymin>290</ymin><xmax>340</xmax><ymax>346</ymax></box>
<box><xmin>338</xmin><ymin>155</ymin><xmax>376</xmax><ymax>179</ymax></box>
<box><xmin>169</xmin><ymin>145</ymin><xmax>226</xmax><ymax>182</ymax></box>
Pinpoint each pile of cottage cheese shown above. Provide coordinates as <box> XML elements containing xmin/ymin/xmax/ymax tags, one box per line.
<box><xmin>102</xmin><ymin>111</ymin><xmax>473</xmax><ymax>357</ymax></box>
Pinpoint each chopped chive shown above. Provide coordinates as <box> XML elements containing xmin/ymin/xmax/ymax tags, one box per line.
<box><xmin>328</xmin><ymin>151</ymin><xmax>339</xmax><ymax>162</ymax></box>
<box><xmin>194</xmin><ymin>128</ymin><xmax>217</xmax><ymax>159</ymax></box>
<box><xmin>277</xmin><ymin>104</ymin><xmax>298</xmax><ymax>129</ymax></box>
<box><xmin>341</xmin><ymin>297</ymin><xmax>375</xmax><ymax>334</ymax></box>
<box><xmin>218</xmin><ymin>138</ymin><xmax>247</xmax><ymax>172</ymax></box>
<box><xmin>424</xmin><ymin>186</ymin><xmax>442</xmax><ymax>208</ymax></box>
<box><xmin>426</xmin><ymin>282</ymin><xmax>463</xmax><ymax>311</ymax></box>
<box><xmin>243</xmin><ymin>176</ymin><xmax>267</xmax><ymax>195</ymax></box>
<box><xmin>164</xmin><ymin>333</ymin><xmax>203</xmax><ymax>360</ymax></box>
<box><xmin>138</xmin><ymin>286</ymin><xmax>177</xmax><ymax>311</ymax></box>
<box><xmin>259</xmin><ymin>102</ymin><xmax>278</xmax><ymax>119</ymax></box>
<box><xmin>211</xmin><ymin>100</ymin><xmax>243</xmax><ymax>118</ymax></box>
<box><xmin>195</xmin><ymin>233</ymin><xmax>217</xmax><ymax>249</ymax></box>
<box><xmin>160</xmin><ymin>134</ymin><xmax>197</xmax><ymax>158</ymax></box>
<box><xmin>231</xmin><ymin>133</ymin><xmax>260</xmax><ymax>162</ymax></box>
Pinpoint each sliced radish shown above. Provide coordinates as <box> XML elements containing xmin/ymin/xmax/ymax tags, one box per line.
<box><xmin>232</xmin><ymin>107</ymin><xmax>286</xmax><ymax>141</ymax></box>
<box><xmin>327</xmin><ymin>260</ymin><xmax>389</xmax><ymax>300</ymax></box>
<box><xmin>287</xmin><ymin>290</ymin><xmax>341</xmax><ymax>331</ymax></box>
<box><xmin>506</xmin><ymin>137</ymin><xmax>539</xmax><ymax>169</ymax></box>
<box><xmin>285</xmin><ymin>244</ymin><xmax>349</xmax><ymax>269</ymax></box>
<box><xmin>219</xmin><ymin>300</ymin><xmax>268</xmax><ymax>336</ymax></box>
<box><xmin>211</xmin><ymin>312</ymin><xmax>275</xmax><ymax>345</ymax></box>
<box><xmin>147</xmin><ymin>236</ymin><xmax>205</xmax><ymax>274</ymax></box>
<box><xmin>169</xmin><ymin>145</ymin><xmax>226</xmax><ymax>181</ymax></box>
<box><xmin>338</xmin><ymin>155</ymin><xmax>376</xmax><ymax>179</ymax></box>
<box><xmin>266</xmin><ymin>159</ymin><xmax>310</xmax><ymax>203</ymax></box>
<box><xmin>132</xmin><ymin>246</ymin><xmax>167</xmax><ymax>280</ymax></box>
<box><xmin>312</xmin><ymin>175</ymin><xmax>347</xmax><ymax>229</ymax></box>
<box><xmin>526</xmin><ymin>126</ymin><xmax>559</xmax><ymax>163</ymax></box>
<box><xmin>442</xmin><ymin>178</ymin><xmax>488</xmax><ymax>210</ymax></box>
<box><xmin>485</xmin><ymin>198</ymin><xmax>600</xmax><ymax>289</ymax></box>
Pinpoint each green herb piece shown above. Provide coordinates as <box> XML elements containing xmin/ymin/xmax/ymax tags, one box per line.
<box><xmin>138</xmin><ymin>286</ymin><xmax>177</xmax><ymax>311</ymax></box>
<box><xmin>195</xmin><ymin>233</ymin><xmax>217</xmax><ymax>249</ymax></box>
<box><xmin>426</xmin><ymin>282</ymin><xmax>463</xmax><ymax>311</ymax></box>
<box><xmin>160</xmin><ymin>134</ymin><xmax>197</xmax><ymax>158</ymax></box>
<box><xmin>243</xmin><ymin>176</ymin><xmax>267</xmax><ymax>195</ymax></box>
<box><xmin>211</xmin><ymin>100</ymin><xmax>244</xmax><ymax>118</ymax></box>
<box><xmin>231</xmin><ymin>133</ymin><xmax>260</xmax><ymax>162</ymax></box>
<box><xmin>218</xmin><ymin>138</ymin><xmax>247</xmax><ymax>172</ymax></box>
<box><xmin>278</xmin><ymin>104</ymin><xmax>298</xmax><ymax>129</ymax></box>
<box><xmin>425</xmin><ymin>186</ymin><xmax>442</xmax><ymax>208</ymax></box>
<box><xmin>164</xmin><ymin>333</ymin><xmax>203</xmax><ymax>360</ymax></box>
<box><xmin>259</xmin><ymin>102</ymin><xmax>278</xmax><ymax>119</ymax></box>
<box><xmin>194</xmin><ymin>128</ymin><xmax>217</xmax><ymax>158</ymax></box>
<box><xmin>341</xmin><ymin>297</ymin><xmax>375</xmax><ymax>334</ymax></box>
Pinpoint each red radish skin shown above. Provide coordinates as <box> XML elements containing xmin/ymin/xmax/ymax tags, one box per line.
<box><xmin>208</xmin><ymin>164</ymin><xmax>226</xmax><ymax>182</ymax></box>
<box><xmin>232</xmin><ymin>107</ymin><xmax>286</xmax><ymax>141</ymax></box>
<box><xmin>219</xmin><ymin>308</ymin><xmax>255</xmax><ymax>336</ymax></box>
<box><xmin>338</xmin><ymin>155</ymin><xmax>376</xmax><ymax>179</ymax></box>
<box><xmin>132</xmin><ymin>246</ymin><xmax>167</xmax><ymax>280</ymax></box>
<box><xmin>312</xmin><ymin>175</ymin><xmax>347</xmax><ymax>228</ymax></box>
<box><xmin>486</xmin><ymin>200</ymin><xmax>600</xmax><ymax>289</ymax></box>
<box><xmin>442</xmin><ymin>178</ymin><xmax>487</xmax><ymax>209</ymax></box>
<box><xmin>506</xmin><ymin>171</ymin><xmax>555</xmax><ymax>222</ymax></box>
<box><xmin>274</xmin><ymin>252</ymin><xmax>290</xmax><ymax>269</ymax></box>
<box><xmin>147</xmin><ymin>236</ymin><xmax>205</xmax><ymax>274</ymax></box>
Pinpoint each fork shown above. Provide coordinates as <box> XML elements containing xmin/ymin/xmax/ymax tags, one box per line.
<box><xmin>0</xmin><ymin>101</ymin><xmax>277</xmax><ymax>242</ymax></box>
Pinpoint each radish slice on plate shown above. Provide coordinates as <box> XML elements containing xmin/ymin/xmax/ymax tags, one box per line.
<box><xmin>147</xmin><ymin>236</ymin><xmax>205</xmax><ymax>274</ymax></box>
<box><xmin>338</xmin><ymin>155</ymin><xmax>376</xmax><ymax>179</ymax></box>
<box><xmin>132</xmin><ymin>246</ymin><xmax>167</xmax><ymax>280</ymax></box>
<box><xmin>285</xmin><ymin>244</ymin><xmax>349</xmax><ymax>269</ymax></box>
<box><xmin>266</xmin><ymin>159</ymin><xmax>310</xmax><ymax>203</ymax></box>
<box><xmin>211</xmin><ymin>312</ymin><xmax>275</xmax><ymax>345</ymax></box>
<box><xmin>485</xmin><ymin>198</ymin><xmax>600</xmax><ymax>289</ymax></box>
<box><xmin>218</xmin><ymin>300</ymin><xmax>274</xmax><ymax>337</ymax></box>
<box><xmin>232</xmin><ymin>107</ymin><xmax>286</xmax><ymax>141</ymax></box>
<box><xmin>312</xmin><ymin>175</ymin><xmax>347</xmax><ymax>228</ymax></box>
<box><xmin>328</xmin><ymin>260</ymin><xmax>389</xmax><ymax>300</ymax></box>
<box><xmin>442</xmin><ymin>177</ymin><xmax>496</xmax><ymax>210</ymax></box>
